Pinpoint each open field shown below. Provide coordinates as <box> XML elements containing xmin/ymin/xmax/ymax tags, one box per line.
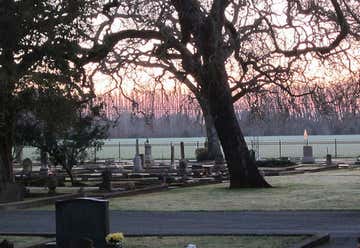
<box><xmin>124</xmin><ymin>235</ymin><xmax>307</xmax><ymax>248</ymax></box>
<box><xmin>108</xmin><ymin>169</ymin><xmax>360</xmax><ymax>211</ymax></box>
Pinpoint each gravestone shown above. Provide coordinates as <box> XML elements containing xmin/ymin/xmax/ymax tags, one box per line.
<box><xmin>179</xmin><ymin>142</ymin><xmax>188</xmax><ymax>180</ymax></box>
<box><xmin>179</xmin><ymin>159</ymin><xmax>188</xmax><ymax>180</ymax></box>
<box><xmin>21</xmin><ymin>158</ymin><xmax>32</xmax><ymax>175</ymax></box>
<box><xmin>180</xmin><ymin>141</ymin><xmax>185</xmax><ymax>160</ymax></box>
<box><xmin>56</xmin><ymin>198</ymin><xmax>109</xmax><ymax>248</ymax></box>
<box><xmin>170</xmin><ymin>144</ymin><xmax>175</xmax><ymax>169</ymax></box>
<box><xmin>100</xmin><ymin>169</ymin><xmax>112</xmax><ymax>191</ymax></box>
<box><xmin>139</xmin><ymin>154</ymin><xmax>145</xmax><ymax>168</ymax></box>
<box><xmin>144</xmin><ymin>139</ymin><xmax>153</xmax><ymax>168</ymax></box>
<box><xmin>302</xmin><ymin>145</ymin><xmax>315</xmax><ymax>164</ymax></box>
<box><xmin>133</xmin><ymin>139</ymin><xmax>142</xmax><ymax>172</ymax></box>
<box><xmin>40</xmin><ymin>150</ymin><xmax>49</xmax><ymax>176</ymax></box>
<box><xmin>326</xmin><ymin>154</ymin><xmax>332</xmax><ymax>165</ymax></box>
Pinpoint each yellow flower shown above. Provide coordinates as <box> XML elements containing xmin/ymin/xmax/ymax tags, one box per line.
<box><xmin>106</xmin><ymin>232</ymin><xmax>125</xmax><ymax>244</ymax></box>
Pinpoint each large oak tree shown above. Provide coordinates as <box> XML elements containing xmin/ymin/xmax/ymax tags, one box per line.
<box><xmin>93</xmin><ymin>0</ymin><xmax>358</xmax><ymax>188</ymax></box>
<box><xmin>1</xmin><ymin>0</ymin><xmax>359</xmax><ymax>190</ymax></box>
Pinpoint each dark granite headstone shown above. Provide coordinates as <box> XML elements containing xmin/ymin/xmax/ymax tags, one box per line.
<box><xmin>56</xmin><ymin>198</ymin><xmax>109</xmax><ymax>248</ymax></box>
<box><xmin>326</xmin><ymin>154</ymin><xmax>332</xmax><ymax>165</ymax></box>
<box><xmin>100</xmin><ymin>169</ymin><xmax>112</xmax><ymax>192</ymax></box>
<box><xmin>180</xmin><ymin>142</ymin><xmax>185</xmax><ymax>160</ymax></box>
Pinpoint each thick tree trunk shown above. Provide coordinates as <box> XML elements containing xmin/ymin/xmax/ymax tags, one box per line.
<box><xmin>0</xmin><ymin>118</ymin><xmax>15</xmax><ymax>190</ymax></box>
<box><xmin>197</xmin><ymin>97</ymin><xmax>223</xmax><ymax>160</ymax></box>
<box><xmin>0</xmin><ymin>136</ymin><xmax>15</xmax><ymax>194</ymax></box>
<box><xmin>204</xmin><ymin>113</ymin><xmax>223</xmax><ymax>160</ymax></box>
<box><xmin>201</xmin><ymin>64</ymin><xmax>270</xmax><ymax>188</ymax></box>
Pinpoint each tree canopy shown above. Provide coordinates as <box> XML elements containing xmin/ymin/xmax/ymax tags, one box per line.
<box><xmin>1</xmin><ymin>0</ymin><xmax>359</xmax><ymax>189</ymax></box>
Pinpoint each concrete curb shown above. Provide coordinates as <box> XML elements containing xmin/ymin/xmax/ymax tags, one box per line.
<box><xmin>0</xmin><ymin>181</ymin><xmax>223</xmax><ymax>210</ymax></box>
<box><xmin>289</xmin><ymin>233</ymin><xmax>330</xmax><ymax>248</ymax></box>
<box><xmin>0</xmin><ymin>185</ymin><xmax>168</xmax><ymax>210</ymax></box>
<box><xmin>0</xmin><ymin>193</ymin><xmax>84</xmax><ymax>210</ymax></box>
<box><xmin>93</xmin><ymin>184</ymin><xmax>169</xmax><ymax>199</ymax></box>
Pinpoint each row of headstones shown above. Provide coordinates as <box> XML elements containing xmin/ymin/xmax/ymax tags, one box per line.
<box><xmin>133</xmin><ymin>139</ymin><xmax>188</xmax><ymax>172</ymax></box>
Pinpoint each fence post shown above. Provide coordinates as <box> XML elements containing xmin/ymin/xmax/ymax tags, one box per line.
<box><xmin>94</xmin><ymin>145</ymin><xmax>97</xmax><ymax>162</ymax></box>
<box><xmin>118</xmin><ymin>142</ymin><xmax>121</xmax><ymax>162</ymax></box>
<box><xmin>170</xmin><ymin>143</ymin><xmax>175</xmax><ymax>165</ymax></box>
<box><xmin>335</xmin><ymin>139</ymin><xmax>337</xmax><ymax>158</ymax></box>
<box><xmin>279</xmin><ymin>140</ymin><xmax>282</xmax><ymax>158</ymax></box>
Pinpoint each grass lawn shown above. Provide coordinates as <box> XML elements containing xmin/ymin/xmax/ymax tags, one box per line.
<box><xmin>0</xmin><ymin>235</ymin><xmax>307</xmax><ymax>248</ymax></box>
<box><xmin>108</xmin><ymin>169</ymin><xmax>360</xmax><ymax>211</ymax></box>
<box><xmin>0</xmin><ymin>236</ymin><xmax>52</xmax><ymax>248</ymax></box>
<box><xmin>125</xmin><ymin>235</ymin><xmax>307</xmax><ymax>248</ymax></box>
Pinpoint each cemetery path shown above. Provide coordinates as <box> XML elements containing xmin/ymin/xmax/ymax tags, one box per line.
<box><xmin>1</xmin><ymin>210</ymin><xmax>360</xmax><ymax>235</ymax></box>
<box><xmin>0</xmin><ymin>210</ymin><xmax>359</xmax><ymax>246</ymax></box>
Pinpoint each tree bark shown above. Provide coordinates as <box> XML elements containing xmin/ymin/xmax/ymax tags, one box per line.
<box><xmin>197</xmin><ymin>97</ymin><xmax>223</xmax><ymax>160</ymax></box>
<box><xmin>201</xmin><ymin>63</ymin><xmax>270</xmax><ymax>188</ymax></box>
<box><xmin>204</xmin><ymin>113</ymin><xmax>223</xmax><ymax>160</ymax></box>
<box><xmin>0</xmin><ymin>94</ymin><xmax>15</xmax><ymax>190</ymax></box>
<box><xmin>0</xmin><ymin>126</ymin><xmax>15</xmax><ymax>190</ymax></box>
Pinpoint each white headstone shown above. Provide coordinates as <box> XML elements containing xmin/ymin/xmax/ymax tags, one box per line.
<box><xmin>144</xmin><ymin>139</ymin><xmax>153</xmax><ymax>168</ymax></box>
<box><xmin>302</xmin><ymin>145</ymin><xmax>315</xmax><ymax>164</ymax></box>
<box><xmin>133</xmin><ymin>154</ymin><xmax>142</xmax><ymax>172</ymax></box>
<box><xmin>133</xmin><ymin>139</ymin><xmax>142</xmax><ymax>172</ymax></box>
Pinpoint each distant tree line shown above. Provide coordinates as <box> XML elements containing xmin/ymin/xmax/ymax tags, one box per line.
<box><xmin>107</xmin><ymin>78</ymin><xmax>360</xmax><ymax>138</ymax></box>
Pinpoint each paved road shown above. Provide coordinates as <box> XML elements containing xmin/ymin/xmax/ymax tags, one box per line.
<box><xmin>1</xmin><ymin>210</ymin><xmax>359</xmax><ymax>247</ymax></box>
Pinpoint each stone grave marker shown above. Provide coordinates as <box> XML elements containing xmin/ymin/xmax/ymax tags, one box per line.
<box><xmin>56</xmin><ymin>198</ymin><xmax>109</xmax><ymax>248</ymax></box>
<box><xmin>133</xmin><ymin>139</ymin><xmax>142</xmax><ymax>172</ymax></box>
<box><xmin>302</xmin><ymin>145</ymin><xmax>315</xmax><ymax>164</ymax></box>
<box><xmin>144</xmin><ymin>139</ymin><xmax>153</xmax><ymax>168</ymax></box>
<box><xmin>40</xmin><ymin>150</ymin><xmax>49</xmax><ymax>176</ymax></box>
<box><xmin>21</xmin><ymin>158</ymin><xmax>32</xmax><ymax>175</ymax></box>
<box><xmin>178</xmin><ymin>142</ymin><xmax>188</xmax><ymax>180</ymax></box>
<box><xmin>100</xmin><ymin>169</ymin><xmax>112</xmax><ymax>192</ymax></box>
<box><xmin>326</xmin><ymin>154</ymin><xmax>332</xmax><ymax>165</ymax></box>
<box><xmin>180</xmin><ymin>141</ymin><xmax>185</xmax><ymax>160</ymax></box>
<box><xmin>170</xmin><ymin>143</ymin><xmax>175</xmax><ymax>169</ymax></box>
